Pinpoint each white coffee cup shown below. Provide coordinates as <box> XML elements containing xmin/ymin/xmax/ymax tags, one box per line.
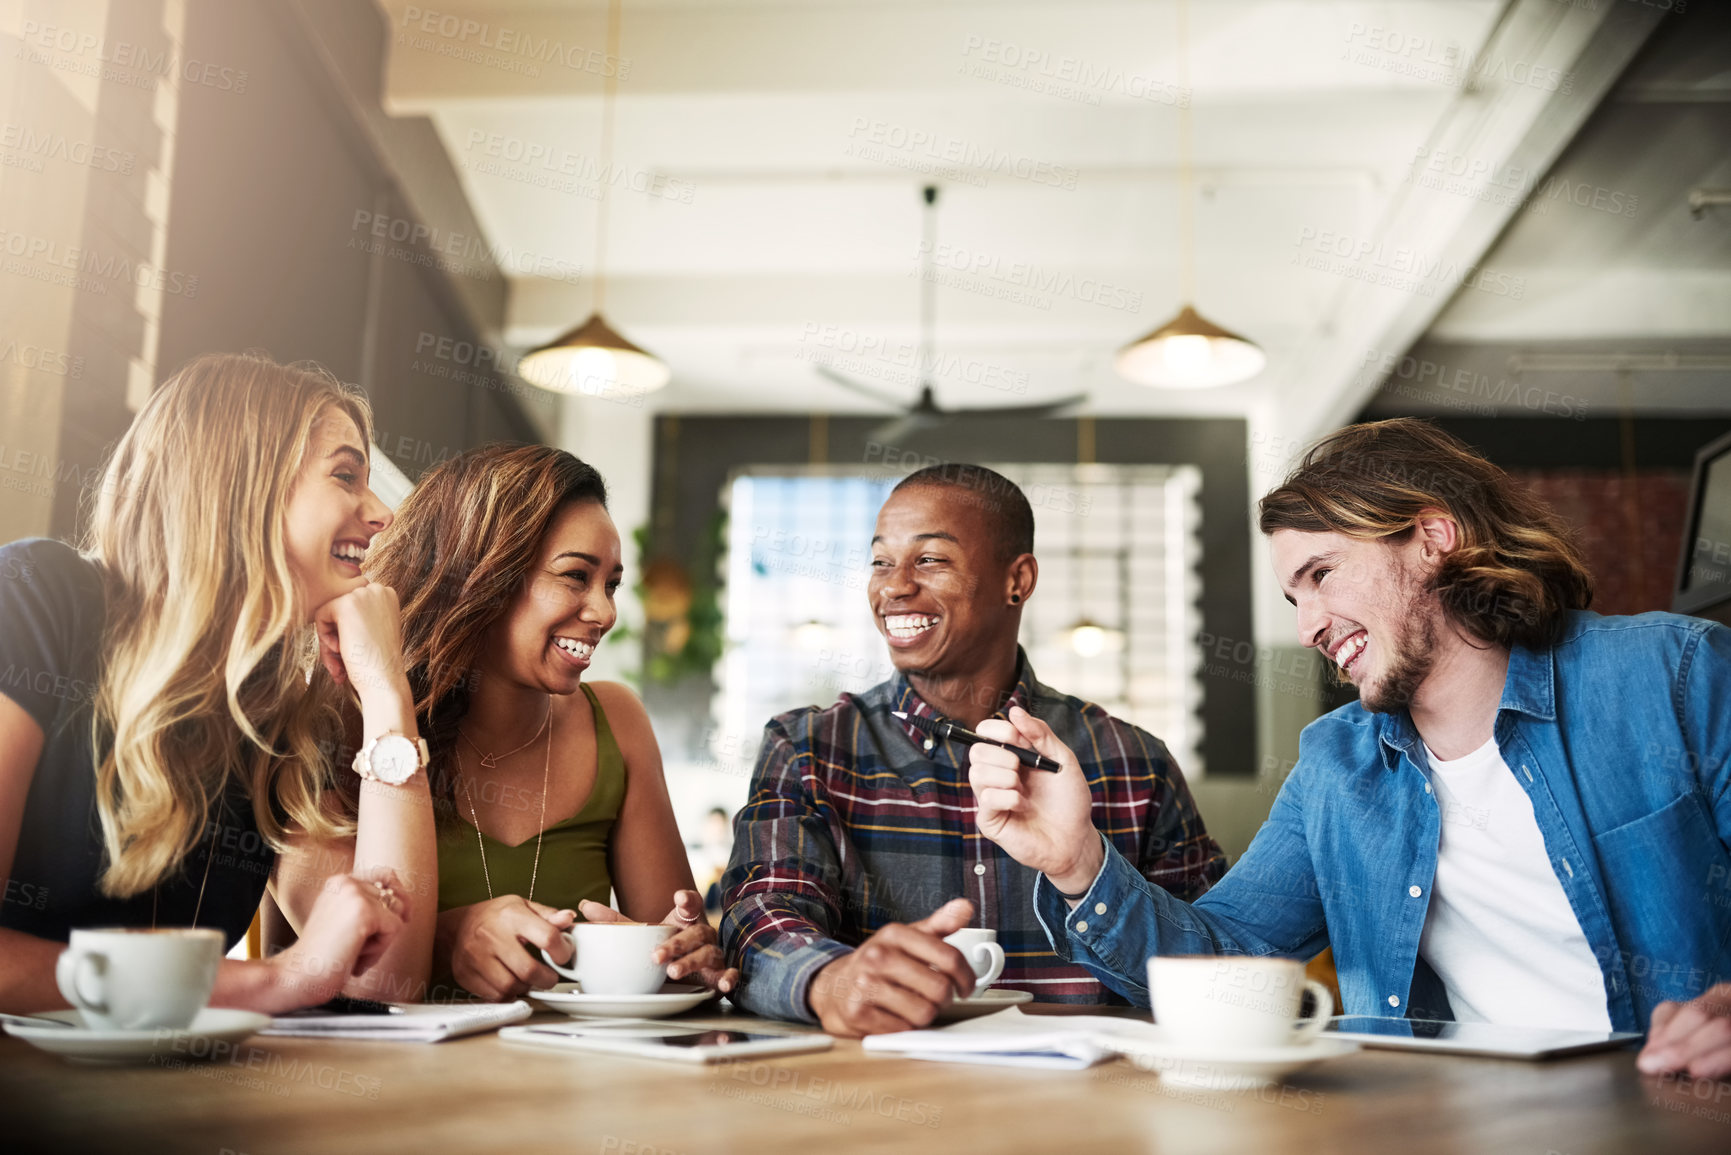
<box><xmin>540</xmin><ymin>923</ymin><xmax>676</xmax><ymax>996</ymax></box>
<box><xmin>55</xmin><ymin>927</ymin><xmax>223</xmax><ymax>1031</ymax></box>
<box><xmin>1146</xmin><ymin>955</ymin><xmax>1332</xmax><ymax>1050</ymax></box>
<box><xmin>944</xmin><ymin>928</ymin><xmax>1006</xmax><ymax>999</ymax></box>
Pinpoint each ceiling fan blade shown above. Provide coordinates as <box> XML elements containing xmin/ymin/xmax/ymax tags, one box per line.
<box><xmin>869</xmin><ymin>413</ymin><xmax>944</xmax><ymax>446</ymax></box>
<box><xmin>813</xmin><ymin>363</ymin><xmax>912</xmax><ymax>411</ymax></box>
<box><xmin>949</xmin><ymin>392</ymin><xmax>1089</xmax><ymax>419</ymax></box>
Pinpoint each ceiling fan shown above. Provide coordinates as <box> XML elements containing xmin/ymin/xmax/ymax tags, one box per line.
<box><xmin>815</xmin><ymin>185</ymin><xmax>1086</xmax><ymax>444</ymax></box>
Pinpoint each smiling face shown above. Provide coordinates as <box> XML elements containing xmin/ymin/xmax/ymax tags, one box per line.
<box><xmin>483</xmin><ymin>499</ymin><xmax>622</xmax><ymax>694</ymax></box>
<box><xmin>282</xmin><ymin>407</ymin><xmax>393</xmax><ymax>618</ymax></box>
<box><xmin>868</xmin><ymin>485</ymin><xmax>1024</xmax><ymax>680</ymax></box>
<box><xmin>1270</xmin><ymin>527</ymin><xmax>1442</xmax><ymax>713</ymax></box>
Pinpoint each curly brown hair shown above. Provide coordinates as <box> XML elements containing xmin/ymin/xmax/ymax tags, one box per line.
<box><xmin>1257</xmin><ymin>419</ymin><xmax>1593</xmax><ymax>649</ymax></box>
<box><xmin>363</xmin><ymin>443</ymin><xmax>608</xmax><ymax>823</ymax></box>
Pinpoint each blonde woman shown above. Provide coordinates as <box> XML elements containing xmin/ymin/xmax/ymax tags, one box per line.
<box><xmin>274</xmin><ymin>444</ymin><xmax>734</xmax><ymax>1001</ymax></box>
<box><xmin>0</xmin><ymin>352</ymin><xmax>435</xmax><ymax>1013</ymax></box>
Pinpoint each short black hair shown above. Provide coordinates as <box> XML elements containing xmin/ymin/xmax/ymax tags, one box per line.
<box><xmin>890</xmin><ymin>463</ymin><xmax>1034</xmax><ymax>562</ymax></box>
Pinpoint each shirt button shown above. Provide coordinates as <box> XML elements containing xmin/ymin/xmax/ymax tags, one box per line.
<box><xmin>1076</xmin><ymin>921</ymin><xmax>1089</xmax><ymax>933</ymax></box>
<box><xmin>1388</xmin><ymin>995</ymin><xmax>1401</xmax><ymax>1008</ymax></box>
<box><xmin>1423</xmin><ymin>782</ymin><xmax>1433</xmax><ymax>795</ymax></box>
<box><xmin>1094</xmin><ymin>902</ymin><xmax>1108</xmax><ymax>915</ymax></box>
<box><xmin>1408</xmin><ymin>885</ymin><xmax>1422</xmax><ymax>898</ymax></box>
<box><xmin>973</xmin><ymin>863</ymin><xmax>986</xmax><ymax>876</ymax></box>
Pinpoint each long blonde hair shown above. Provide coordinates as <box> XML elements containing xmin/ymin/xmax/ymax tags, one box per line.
<box><xmin>84</xmin><ymin>352</ymin><xmax>370</xmax><ymax>897</ymax></box>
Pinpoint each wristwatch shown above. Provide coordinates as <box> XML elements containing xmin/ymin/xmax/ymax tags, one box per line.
<box><xmin>351</xmin><ymin>731</ymin><xmax>429</xmax><ymax>786</ymax></box>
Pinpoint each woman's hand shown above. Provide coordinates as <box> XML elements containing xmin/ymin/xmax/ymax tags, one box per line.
<box><xmin>261</xmin><ymin>870</ymin><xmax>409</xmax><ymax>1011</ymax></box>
<box><xmin>438</xmin><ymin>896</ymin><xmax>576</xmax><ymax>1002</ymax></box>
<box><xmin>310</xmin><ymin>581</ymin><xmax>411</xmax><ymax>714</ymax></box>
<box><xmin>579</xmin><ymin>890</ymin><xmax>738</xmax><ymax>995</ymax></box>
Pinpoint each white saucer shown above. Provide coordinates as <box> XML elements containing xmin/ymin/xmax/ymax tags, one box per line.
<box><xmin>1</xmin><ymin>1007</ymin><xmax>272</xmax><ymax>1066</ymax></box>
<box><xmin>527</xmin><ymin>982</ymin><xmax>712</xmax><ymax>1019</ymax></box>
<box><xmin>1107</xmin><ymin>1035</ymin><xmax>1359</xmax><ymax>1091</ymax></box>
<box><xmin>933</xmin><ymin>988</ymin><xmax>1035</xmax><ymax>1021</ymax></box>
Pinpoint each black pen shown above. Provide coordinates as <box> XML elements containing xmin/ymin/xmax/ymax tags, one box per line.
<box><xmin>892</xmin><ymin>711</ymin><xmax>1063</xmax><ymax>772</ymax></box>
<box><xmin>288</xmin><ymin>995</ymin><xmax>403</xmax><ymax>1016</ymax></box>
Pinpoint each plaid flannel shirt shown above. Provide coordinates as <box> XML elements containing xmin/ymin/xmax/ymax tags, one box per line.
<box><xmin>720</xmin><ymin>650</ymin><xmax>1225</xmax><ymax>1023</ymax></box>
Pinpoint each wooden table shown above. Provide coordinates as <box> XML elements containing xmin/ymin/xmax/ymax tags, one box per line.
<box><xmin>3</xmin><ymin>1004</ymin><xmax>1728</xmax><ymax>1155</ymax></box>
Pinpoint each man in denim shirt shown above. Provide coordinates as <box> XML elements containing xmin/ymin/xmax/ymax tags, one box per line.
<box><xmin>968</xmin><ymin>419</ymin><xmax>1731</xmax><ymax>1081</ymax></box>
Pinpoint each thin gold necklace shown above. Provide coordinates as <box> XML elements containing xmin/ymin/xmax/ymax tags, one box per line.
<box><xmin>455</xmin><ymin>696</ymin><xmax>553</xmax><ymax>902</ymax></box>
<box><xmin>458</xmin><ymin>701</ymin><xmax>550</xmax><ymax>770</ymax></box>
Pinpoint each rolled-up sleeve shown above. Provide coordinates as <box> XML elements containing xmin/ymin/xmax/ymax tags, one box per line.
<box><xmin>719</xmin><ymin>720</ymin><xmax>854</xmax><ymax>1023</ymax></box>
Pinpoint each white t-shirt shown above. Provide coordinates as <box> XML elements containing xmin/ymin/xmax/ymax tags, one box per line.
<box><xmin>1416</xmin><ymin>736</ymin><xmax>1611</xmax><ymax>1030</ymax></box>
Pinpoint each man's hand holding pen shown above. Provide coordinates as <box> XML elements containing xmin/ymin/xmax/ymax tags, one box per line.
<box><xmin>967</xmin><ymin>706</ymin><xmax>1104</xmax><ymax>899</ymax></box>
<box><xmin>896</xmin><ymin>711</ymin><xmax>1062</xmax><ymax>771</ymax></box>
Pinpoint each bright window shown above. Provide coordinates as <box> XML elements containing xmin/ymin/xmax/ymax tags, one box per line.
<box><xmin>713</xmin><ymin>463</ymin><xmax>1206</xmax><ymax>776</ymax></box>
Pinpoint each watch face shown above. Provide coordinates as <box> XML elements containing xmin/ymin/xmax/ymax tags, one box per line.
<box><xmin>369</xmin><ymin>736</ymin><xmax>419</xmax><ymax>785</ymax></box>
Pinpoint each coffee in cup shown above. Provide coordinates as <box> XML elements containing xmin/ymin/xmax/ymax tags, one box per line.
<box><xmin>944</xmin><ymin>928</ymin><xmax>1006</xmax><ymax>999</ymax></box>
<box><xmin>55</xmin><ymin>927</ymin><xmax>224</xmax><ymax>1031</ymax></box>
<box><xmin>540</xmin><ymin>923</ymin><xmax>676</xmax><ymax>996</ymax></box>
<box><xmin>1146</xmin><ymin>955</ymin><xmax>1332</xmax><ymax>1050</ymax></box>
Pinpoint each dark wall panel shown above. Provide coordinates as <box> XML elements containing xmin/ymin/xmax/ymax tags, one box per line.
<box><xmin>157</xmin><ymin>0</ymin><xmax>373</xmax><ymax>380</ymax></box>
<box><xmin>148</xmin><ymin>0</ymin><xmax>538</xmax><ymax>493</ymax></box>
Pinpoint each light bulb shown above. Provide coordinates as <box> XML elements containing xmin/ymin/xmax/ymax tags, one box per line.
<box><xmin>1071</xmin><ymin>624</ymin><xmax>1108</xmax><ymax>658</ymax></box>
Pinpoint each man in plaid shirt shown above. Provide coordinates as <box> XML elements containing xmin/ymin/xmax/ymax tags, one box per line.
<box><xmin>721</xmin><ymin>463</ymin><xmax>1225</xmax><ymax>1036</ymax></box>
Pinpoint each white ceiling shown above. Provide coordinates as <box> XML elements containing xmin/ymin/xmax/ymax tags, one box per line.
<box><xmin>375</xmin><ymin>0</ymin><xmax>1666</xmax><ymax>442</ymax></box>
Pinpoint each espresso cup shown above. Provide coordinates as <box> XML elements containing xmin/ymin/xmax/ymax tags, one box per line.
<box><xmin>54</xmin><ymin>927</ymin><xmax>223</xmax><ymax>1031</ymax></box>
<box><xmin>1146</xmin><ymin>955</ymin><xmax>1332</xmax><ymax>1050</ymax></box>
<box><xmin>540</xmin><ymin>923</ymin><xmax>676</xmax><ymax>996</ymax></box>
<box><xmin>944</xmin><ymin>928</ymin><xmax>1006</xmax><ymax>999</ymax></box>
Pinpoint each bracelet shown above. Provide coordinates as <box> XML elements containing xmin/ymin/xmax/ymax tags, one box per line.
<box><xmin>1053</xmin><ymin>884</ymin><xmax>1089</xmax><ymax>902</ymax></box>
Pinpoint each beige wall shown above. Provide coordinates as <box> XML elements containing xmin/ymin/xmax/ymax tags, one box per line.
<box><xmin>1</xmin><ymin>0</ymin><xmax>548</xmax><ymax>550</ymax></box>
<box><xmin>0</xmin><ymin>0</ymin><xmax>169</xmax><ymax>542</ymax></box>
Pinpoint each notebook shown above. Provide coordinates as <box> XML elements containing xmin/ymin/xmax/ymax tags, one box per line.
<box><xmin>262</xmin><ymin>1000</ymin><xmax>533</xmax><ymax>1042</ymax></box>
<box><xmin>860</xmin><ymin>1007</ymin><xmax>1164</xmax><ymax>1069</ymax></box>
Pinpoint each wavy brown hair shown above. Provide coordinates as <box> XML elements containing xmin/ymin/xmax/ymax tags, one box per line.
<box><xmin>1257</xmin><ymin>418</ymin><xmax>1593</xmax><ymax>649</ymax></box>
<box><xmin>84</xmin><ymin>352</ymin><xmax>369</xmax><ymax>896</ymax></box>
<box><xmin>363</xmin><ymin>444</ymin><xmax>608</xmax><ymax>822</ymax></box>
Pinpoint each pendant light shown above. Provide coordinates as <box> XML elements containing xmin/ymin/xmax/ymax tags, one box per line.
<box><xmin>1061</xmin><ymin>439</ymin><xmax>1125</xmax><ymax>657</ymax></box>
<box><xmin>1115</xmin><ymin>0</ymin><xmax>1264</xmax><ymax>390</ymax></box>
<box><xmin>519</xmin><ymin>0</ymin><xmax>670</xmax><ymax>396</ymax></box>
<box><xmin>1067</xmin><ymin>616</ymin><xmax>1124</xmax><ymax>658</ymax></box>
<box><xmin>1115</xmin><ymin>305</ymin><xmax>1264</xmax><ymax>389</ymax></box>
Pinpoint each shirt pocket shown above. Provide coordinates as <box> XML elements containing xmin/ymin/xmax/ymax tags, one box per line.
<box><xmin>1590</xmin><ymin>791</ymin><xmax>1731</xmax><ymax>1006</ymax></box>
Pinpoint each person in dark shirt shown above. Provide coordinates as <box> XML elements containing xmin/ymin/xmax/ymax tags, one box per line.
<box><xmin>0</xmin><ymin>351</ymin><xmax>434</xmax><ymax>1014</ymax></box>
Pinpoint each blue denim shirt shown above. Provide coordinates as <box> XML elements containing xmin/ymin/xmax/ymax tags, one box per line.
<box><xmin>1034</xmin><ymin>611</ymin><xmax>1731</xmax><ymax>1032</ymax></box>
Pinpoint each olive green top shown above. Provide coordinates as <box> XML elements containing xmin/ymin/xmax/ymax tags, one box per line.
<box><xmin>437</xmin><ymin>683</ymin><xmax>625</xmax><ymax>915</ymax></box>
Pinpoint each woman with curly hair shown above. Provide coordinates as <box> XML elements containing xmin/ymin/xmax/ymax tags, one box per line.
<box><xmin>274</xmin><ymin>444</ymin><xmax>733</xmax><ymax>1001</ymax></box>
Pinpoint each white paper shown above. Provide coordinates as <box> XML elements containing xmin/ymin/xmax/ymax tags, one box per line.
<box><xmin>860</xmin><ymin>1007</ymin><xmax>1162</xmax><ymax>1069</ymax></box>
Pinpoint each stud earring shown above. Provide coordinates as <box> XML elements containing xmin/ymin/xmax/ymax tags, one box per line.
<box><xmin>1009</xmin><ymin>594</ymin><xmax>1021</xmax><ymax>604</ymax></box>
